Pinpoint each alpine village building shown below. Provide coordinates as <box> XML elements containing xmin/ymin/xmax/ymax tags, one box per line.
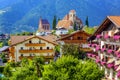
<box><xmin>56</xmin><ymin>10</ymin><xmax>83</xmax><ymax>35</ymax></box>
<box><xmin>9</xmin><ymin>35</ymin><xmax>57</xmax><ymax>62</ymax></box>
<box><xmin>58</xmin><ymin>30</ymin><xmax>92</xmax><ymax>52</ymax></box>
<box><xmin>87</xmin><ymin>16</ymin><xmax>120</xmax><ymax>80</ymax></box>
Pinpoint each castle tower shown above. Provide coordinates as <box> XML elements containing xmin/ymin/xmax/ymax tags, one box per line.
<box><xmin>69</xmin><ymin>10</ymin><xmax>76</xmax><ymax>23</ymax></box>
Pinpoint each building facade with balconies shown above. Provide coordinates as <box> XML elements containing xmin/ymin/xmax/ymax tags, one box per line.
<box><xmin>87</xmin><ymin>16</ymin><xmax>120</xmax><ymax>80</ymax></box>
<box><xmin>9</xmin><ymin>35</ymin><xmax>57</xmax><ymax>62</ymax></box>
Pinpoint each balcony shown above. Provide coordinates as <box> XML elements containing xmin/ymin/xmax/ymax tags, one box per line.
<box><xmin>117</xmin><ymin>71</ymin><xmax>120</xmax><ymax>78</ymax></box>
<box><xmin>113</xmin><ymin>35</ymin><xmax>120</xmax><ymax>42</ymax></box>
<box><xmin>107</xmin><ymin>49</ymin><xmax>114</xmax><ymax>55</ymax></box>
<box><xmin>104</xmin><ymin>34</ymin><xmax>110</xmax><ymax>39</ymax></box>
<box><xmin>19</xmin><ymin>55</ymin><xmax>54</xmax><ymax>60</ymax></box>
<box><xmin>100</xmin><ymin>61</ymin><xmax>106</xmax><ymax>66</ymax></box>
<box><xmin>19</xmin><ymin>49</ymin><xmax>54</xmax><ymax>53</ymax></box>
<box><xmin>96</xmin><ymin>34</ymin><xmax>102</xmax><ymax>39</ymax></box>
<box><xmin>107</xmin><ymin>63</ymin><xmax>114</xmax><ymax>68</ymax></box>
<box><xmin>95</xmin><ymin>59</ymin><xmax>100</xmax><ymax>63</ymax></box>
<box><xmin>114</xmin><ymin>65</ymin><xmax>119</xmax><ymax>71</ymax></box>
<box><xmin>25</xmin><ymin>43</ymin><xmax>46</xmax><ymax>46</ymax></box>
<box><xmin>95</xmin><ymin>46</ymin><xmax>100</xmax><ymax>51</ymax></box>
<box><xmin>101</xmin><ymin>48</ymin><xmax>106</xmax><ymax>52</ymax></box>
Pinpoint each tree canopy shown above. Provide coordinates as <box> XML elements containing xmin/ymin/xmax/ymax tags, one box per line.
<box><xmin>62</xmin><ymin>44</ymin><xmax>86</xmax><ymax>59</ymax></box>
<box><xmin>43</xmin><ymin>56</ymin><xmax>104</xmax><ymax>80</ymax></box>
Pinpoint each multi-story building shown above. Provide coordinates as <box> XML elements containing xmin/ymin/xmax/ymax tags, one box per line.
<box><xmin>9</xmin><ymin>35</ymin><xmax>57</xmax><ymax>62</ymax></box>
<box><xmin>56</xmin><ymin>10</ymin><xmax>83</xmax><ymax>35</ymax></box>
<box><xmin>58</xmin><ymin>30</ymin><xmax>92</xmax><ymax>52</ymax></box>
<box><xmin>87</xmin><ymin>16</ymin><xmax>120</xmax><ymax>80</ymax></box>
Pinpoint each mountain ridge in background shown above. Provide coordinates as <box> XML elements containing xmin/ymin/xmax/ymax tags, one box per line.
<box><xmin>0</xmin><ymin>0</ymin><xmax>120</xmax><ymax>33</ymax></box>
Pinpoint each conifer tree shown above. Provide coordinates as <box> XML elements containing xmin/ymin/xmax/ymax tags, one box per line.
<box><xmin>85</xmin><ymin>16</ymin><xmax>89</xmax><ymax>27</ymax></box>
<box><xmin>52</xmin><ymin>15</ymin><xmax>57</xmax><ymax>30</ymax></box>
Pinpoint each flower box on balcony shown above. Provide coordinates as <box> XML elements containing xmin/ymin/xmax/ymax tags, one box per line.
<box><xmin>104</xmin><ymin>34</ymin><xmax>110</xmax><ymax>39</ymax></box>
<box><xmin>92</xmin><ymin>44</ymin><xmax>97</xmax><ymax>48</ymax></box>
<box><xmin>114</xmin><ymin>65</ymin><xmax>119</xmax><ymax>70</ymax></box>
<box><xmin>91</xmin><ymin>54</ymin><xmax>96</xmax><ymax>58</ymax></box>
<box><xmin>87</xmin><ymin>53</ymin><xmax>92</xmax><ymax>57</ymax></box>
<box><xmin>96</xmin><ymin>34</ymin><xmax>102</xmax><ymax>39</ymax></box>
<box><xmin>107</xmin><ymin>63</ymin><xmax>114</xmax><ymax>68</ymax></box>
<box><xmin>117</xmin><ymin>54</ymin><xmax>120</xmax><ymax>58</ymax></box>
<box><xmin>88</xmin><ymin>44</ymin><xmax>91</xmax><ymax>47</ymax></box>
<box><xmin>101</xmin><ymin>61</ymin><xmax>106</xmax><ymax>66</ymax></box>
<box><xmin>117</xmin><ymin>71</ymin><xmax>120</xmax><ymax>78</ymax></box>
<box><xmin>115</xmin><ymin>51</ymin><xmax>120</xmax><ymax>56</ymax></box>
<box><xmin>113</xmin><ymin>35</ymin><xmax>120</xmax><ymax>40</ymax></box>
<box><xmin>101</xmin><ymin>48</ymin><xmax>106</xmax><ymax>52</ymax></box>
<box><xmin>95</xmin><ymin>46</ymin><xmax>100</xmax><ymax>51</ymax></box>
<box><xmin>107</xmin><ymin>49</ymin><xmax>113</xmax><ymax>54</ymax></box>
<box><xmin>96</xmin><ymin>59</ymin><xmax>100</xmax><ymax>63</ymax></box>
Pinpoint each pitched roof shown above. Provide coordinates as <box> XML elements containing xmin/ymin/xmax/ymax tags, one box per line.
<box><xmin>108</xmin><ymin>16</ymin><xmax>120</xmax><ymax>27</ymax></box>
<box><xmin>58</xmin><ymin>30</ymin><xmax>91</xmax><ymax>40</ymax></box>
<box><xmin>0</xmin><ymin>46</ymin><xmax>9</xmax><ymax>52</ymax></box>
<box><xmin>56</xmin><ymin>20</ymin><xmax>73</xmax><ymax>29</ymax></box>
<box><xmin>88</xmin><ymin>16</ymin><xmax>120</xmax><ymax>41</ymax></box>
<box><xmin>41</xmin><ymin>19</ymin><xmax>49</xmax><ymax>24</ymax></box>
<box><xmin>10</xmin><ymin>35</ymin><xmax>58</xmax><ymax>46</ymax></box>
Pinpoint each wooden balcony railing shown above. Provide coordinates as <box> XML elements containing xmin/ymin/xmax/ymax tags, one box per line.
<box><xmin>19</xmin><ymin>55</ymin><xmax>54</xmax><ymax>60</ymax></box>
<box><xmin>63</xmin><ymin>40</ymin><xmax>87</xmax><ymax>43</ymax></box>
<box><xmin>19</xmin><ymin>49</ymin><xmax>54</xmax><ymax>53</ymax></box>
<box><xmin>25</xmin><ymin>43</ymin><xmax>46</xmax><ymax>46</ymax></box>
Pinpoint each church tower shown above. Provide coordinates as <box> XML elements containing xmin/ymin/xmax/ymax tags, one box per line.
<box><xmin>69</xmin><ymin>10</ymin><xmax>76</xmax><ymax>23</ymax></box>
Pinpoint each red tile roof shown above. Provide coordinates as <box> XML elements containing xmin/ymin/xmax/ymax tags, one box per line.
<box><xmin>56</xmin><ymin>20</ymin><xmax>73</xmax><ymax>29</ymax></box>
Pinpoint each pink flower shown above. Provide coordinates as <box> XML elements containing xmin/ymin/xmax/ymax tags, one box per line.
<box><xmin>117</xmin><ymin>71</ymin><xmax>120</xmax><ymax>77</ymax></box>
<box><xmin>107</xmin><ymin>63</ymin><xmax>114</xmax><ymax>68</ymax></box>
<box><xmin>101</xmin><ymin>48</ymin><xmax>106</xmax><ymax>52</ymax></box>
<box><xmin>104</xmin><ymin>34</ymin><xmax>110</xmax><ymax>39</ymax></box>
<box><xmin>101</xmin><ymin>61</ymin><xmax>106</xmax><ymax>66</ymax></box>
<box><xmin>113</xmin><ymin>35</ymin><xmax>120</xmax><ymax>40</ymax></box>
<box><xmin>88</xmin><ymin>44</ymin><xmax>91</xmax><ymax>47</ymax></box>
<box><xmin>96</xmin><ymin>59</ymin><xmax>100</xmax><ymax>63</ymax></box>
<box><xmin>107</xmin><ymin>49</ymin><xmax>113</xmax><ymax>54</ymax></box>
<box><xmin>96</xmin><ymin>46</ymin><xmax>100</xmax><ymax>51</ymax></box>
<box><xmin>114</xmin><ymin>65</ymin><xmax>119</xmax><ymax>70</ymax></box>
<box><xmin>96</xmin><ymin>34</ymin><xmax>102</xmax><ymax>39</ymax></box>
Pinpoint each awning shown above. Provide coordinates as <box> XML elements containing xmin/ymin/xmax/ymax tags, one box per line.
<box><xmin>115</xmin><ymin>60</ymin><xmax>120</xmax><ymax>66</ymax></box>
<box><xmin>107</xmin><ymin>58</ymin><xmax>115</xmax><ymax>64</ymax></box>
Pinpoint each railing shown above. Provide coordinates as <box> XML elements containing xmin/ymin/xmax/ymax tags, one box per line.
<box><xmin>63</xmin><ymin>40</ymin><xmax>87</xmax><ymax>43</ymax></box>
<box><xmin>19</xmin><ymin>55</ymin><xmax>54</xmax><ymax>60</ymax></box>
<box><xmin>25</xmin><ymin>43</ymin><xmax>46</xmax><ymax>46</ymax></box>
<box><xmin>19</xmin><ymin>49</ymin><xmax>54</xmax><ymax>53</ymax></box>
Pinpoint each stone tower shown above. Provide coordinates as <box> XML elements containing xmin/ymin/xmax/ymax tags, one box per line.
<box><xmin>69</xmin><ymin>10</ymin><xmax>76</xmax><ymax>23</ymax></box>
